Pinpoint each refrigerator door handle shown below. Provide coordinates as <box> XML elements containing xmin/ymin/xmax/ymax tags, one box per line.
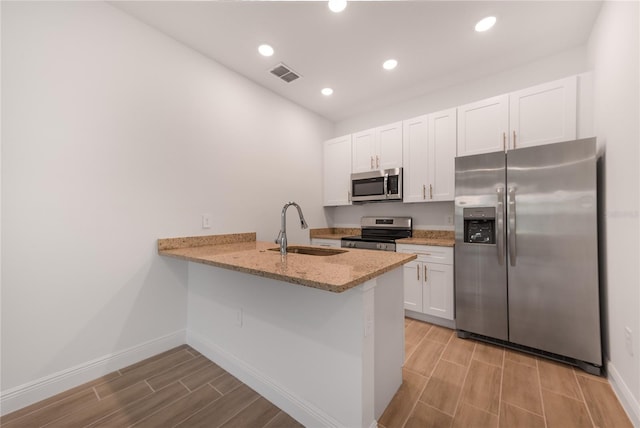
<box><xmin>508</xmin><ymin>187</ymin><xmax>517</xmax><ymax>266</ymax></box>
<box><xmin>496</xmin><ymin>187</ymin><xmax>505</xmax><ymax>265</ymax></box>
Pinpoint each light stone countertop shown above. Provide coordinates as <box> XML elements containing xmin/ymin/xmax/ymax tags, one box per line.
<box><xmin>158</xmin><ymin>233</ymin><xmax>416</xmax><ymax>293</ymax></box>
<box><xmin>309</xmin><ymin>228</ymin><xmax>455</xmax><ymax>247</ymax></box>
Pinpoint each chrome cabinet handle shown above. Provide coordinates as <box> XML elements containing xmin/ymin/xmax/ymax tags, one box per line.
<box><xmin>423</xmin><ymin>184</ymin><xmax>426</xmax><ymax>199</ymax></box>
<box><xmin>416</xmin><ymin>264</ymin><xmax>420</xmax><ymax>281</ymax></box>
<box><xmin>496</xmin><ymin>187</ymin><xmax>505</xmax><ymax>265</ymax></box>
<box><xmin>513</xmin><ymin>131</ymin><xmax>517</xmax><ymax>148</ymax></box>
<box><xmin>424</xmin><ymin>265</ymin><xmax>428</xmax><ymax>282</ymax></box>
<box><xmin>348</xmin><ymin>190</ymin><xmax>351</xmax><ymax>203</ymax></box>
<box><xmin>376</xmin><ymin>155</ymin><xmax>380</xmax><ymax>168</ymax></box>
<box><xmin>429</xmin><ymin>184</ymin><xmax>433</xmax><ymax>200</ymax></box>
<box><xmin>508</xmin><ymin>187</ymin><xmax>517</xmax><ymax>266</ymax></box>
<box><xmin>370</xmin><ymin>156</ymin><xmax>374</xmax><ymax>169</ymax></box>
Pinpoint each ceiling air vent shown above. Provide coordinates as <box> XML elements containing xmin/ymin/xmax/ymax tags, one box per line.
<box><xmin>269</xmin><ymin>63</ymin><xmax>301</xmax><ymax>83</ymax></box>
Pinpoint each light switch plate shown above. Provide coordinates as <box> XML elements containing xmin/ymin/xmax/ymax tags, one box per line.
<box><xmin>202</xmin><ymin>213</ymin><xmax>212</xmax><ymax>229</ymax></box>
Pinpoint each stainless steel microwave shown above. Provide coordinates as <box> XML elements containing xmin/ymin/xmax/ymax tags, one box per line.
<box><xmin>350</xmin><ymin>168</ymin><xmax>403</xmax><ymax>203</ymax></box>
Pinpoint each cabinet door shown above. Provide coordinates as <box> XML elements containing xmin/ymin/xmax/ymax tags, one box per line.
<box><xmin>377</xmin><ymin>121</ymin><xmax>403</xmax><ymax>170</ymax></box>
<box><xmin>403</xmin><ymin>261</ymin><xmax>423</xmax><ymax>312</ymax></box>
<box><xmin>428</xmin><ymin>108</ymin><xmax>457</xmax><ymax>201</ymax></box>
<box><xmin>402</xmin><ymin>115</ymin><xmax>428</xmax><ymax>203</ymax></box>
<box><xmin>352</xmin><ymin>128</ymin><xmax>375</xmax><ymax>173</ymax></box>
<box><xmin>509</xmin><ymin>75</ymin><xmax>577</xmax><ymax>149</ymax></box>
<box><xmin>457</xmin><ymin>94</ymin><xmax>509</xmax><ymax>156</ymax></box>
<box><xmin>423</xmin><ymin>262</ymin><xmax>454</xmax><ymax>320</ymax></box>
<box><xmin>323</xmin><ymin>135</ymin><xmax>352</xmax><ymax>206</ymax></box>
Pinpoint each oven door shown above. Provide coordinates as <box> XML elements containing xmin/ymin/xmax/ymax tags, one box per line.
<box><xmin>351</xmin><ymin>168</ymin><xmax>402</xmax><ymax>202</ymax></box>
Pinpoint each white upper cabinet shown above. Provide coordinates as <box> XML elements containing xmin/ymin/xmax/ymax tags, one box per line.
<box><xmin>402</xmin><ymin>115</ymin><xmax>429</xmax><ymax>203</ymax></box>
<box><xmin>457</xmin><ymin>94</ymin><xmax>509</xmax><ymax>156</ymax></box>
<box><xmin>402</xmin><ymin>108</ymin><xmax>456</xmax><ymax>203</ymax></box>
<box><xmin>352</xmin><ymin>121</ymin><xmax>402</xmax><ymax>173</ymax></box>
<box><xmin>457</xmin><ymin>76</ymin><xmax>578</xmax><ymax>156</ymax></box>
<box><xmin>509</xmin><ymin>75</ymin><xmax>577</xmax><ymax>149</ymax></box>
<box><xmin>323</xmin><ymin>135</ymin><xmax>352</xmax><ymax>206</ymax></box>
<box><xmin>428</xmin><ymin>108</ymin><xmax>457</xmax><ymax>201</ymax></box>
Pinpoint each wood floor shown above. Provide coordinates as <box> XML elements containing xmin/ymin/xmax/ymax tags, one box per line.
<box><xmin>1</xmin><ymin>319</ymin><xmax>633</xmax><ymax>427</ymax></box>
<box><xmin>379</xmin><ymin>318</ymin><xmax>633</xmax><ymax>428</ymax></box>
<box><xmin>0</xmin><ymin>345</ymin><xmax>302</xmax><ymax>428</ymax></box>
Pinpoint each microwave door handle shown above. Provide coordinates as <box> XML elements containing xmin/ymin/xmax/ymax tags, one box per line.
<box><xmin>383</xmin><ymin>174</ymin><xmax>389</xmax><ymax>197</ymax></box>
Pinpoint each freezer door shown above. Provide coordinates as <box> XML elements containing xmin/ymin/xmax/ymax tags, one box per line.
<box><xmin>506</xmin><ymin>138</ymin><xmax>601</xmax><ymax>365</ymax></box>
<box><xmin>455</xmin><ymin>152</ymin><xmax>508</xmax><ymax>340</ymax></box>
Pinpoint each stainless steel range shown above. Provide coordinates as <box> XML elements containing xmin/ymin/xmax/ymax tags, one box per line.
<box><xmin>341</xmin><ymin>216</ymin><xmax>412</xmax><ymax>252</ymax></box>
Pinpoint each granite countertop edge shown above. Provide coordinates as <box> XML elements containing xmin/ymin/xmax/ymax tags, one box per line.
<box><xmin>158</xmin><ymin>233</ymin><xmax>416</xmax><ymax>293</ymax></box>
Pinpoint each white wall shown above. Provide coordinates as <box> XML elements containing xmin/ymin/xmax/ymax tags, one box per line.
<box><xmin>587</xmin><ymin>1</ymin><xmax>640</xmax><ymax>424</ymax></box>
<box><xmin>1</xmin><ymin>0</ymin><xmax>331</xmax><ymax>409</ymax></box>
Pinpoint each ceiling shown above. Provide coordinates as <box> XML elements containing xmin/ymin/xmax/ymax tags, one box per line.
<box><xmin>111</xmin><ymin>1</ymin><xmax>602</xmax><ymax>123</ymax></box>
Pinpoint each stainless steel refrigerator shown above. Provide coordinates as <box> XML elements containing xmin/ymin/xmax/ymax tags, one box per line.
<box><xmin>454</xmin><ymin>138</ymin><xmax>601</xmax><ymax>374</ymax></box>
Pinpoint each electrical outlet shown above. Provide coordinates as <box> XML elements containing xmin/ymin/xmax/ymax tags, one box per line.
<box><xmin>202</xmin><ymin>213</ymin><xmax>212</xmax><ymax>229</ymax></box>
<box><xmin>446</xmin><ymin>215</ymin><xmax>454</xmax><ymax>225</ymax></box>
<box><xmin>625</xmin><ymin>326</ymin><xmax>633</xmax><ymax>356</ymax></box>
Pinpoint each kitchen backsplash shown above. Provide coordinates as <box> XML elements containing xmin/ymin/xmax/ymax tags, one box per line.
<box><xmin>325</xmin><ymin>201</ymin><xmax>454</xmax><ymax>230</ymax></box>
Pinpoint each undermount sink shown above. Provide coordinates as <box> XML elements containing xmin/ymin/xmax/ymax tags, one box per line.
<box><xmin>268</xmin><ymin>246</ymin><xmax>347</xmax><ymax>256</ymax></box>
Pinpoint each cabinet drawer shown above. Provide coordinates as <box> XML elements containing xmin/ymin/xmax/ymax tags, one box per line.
<box><xmin>311</xmin><ymin>238</ymin><xmax>342</xmax><ymax>248</ymax></box>
<box><xmin>396</xmin><ymin>244</ymin><xmax>453</xmax><ymax>264</ymax></box>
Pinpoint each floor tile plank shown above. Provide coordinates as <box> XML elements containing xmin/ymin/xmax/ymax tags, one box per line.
<box><xmin>175</xmin><ymin>384</ymin><xmax>260</xmax><ymax>428</ymax></box>
<box><xmin>452</xmin><ymin>402</ymin><xmax>498</xmax><ymax>428</ymax></box>
<box><xmin>501</xmin><ymin>359</ymin><xmax>543</xmax><ymax>415</ymax></box>
<box><xmin>404</xmin><ymin>401</ymin><xmax>453</xmax><ymax>428</ymax></box>
<box><xmin>505</xmin><ymin>349</ymin><xmax>537</xmax><ymax>368</ymax></box>
<box><xmin>542</xmin><ymin>388</ymin><xmax>593</xmax><ymax>428</ymax></box>
<box><xmin>146</xmin><ymin>355</ymin><xmax>212</xmax><ymax>391</ymax></box>
<box><xmin>473</xmin><ymin>342</ymin><xmax>505</xmax><ymax>367</ymax></box>
<box><xmin>210</xmin><ymin>372</ymin><xmax>244</xmax><ymax>395</ymax></box>
<box><xmin>219</xmin><ymin>396</ymin><xmax>281</xmax><ymax>428</ymax></box>
<box><xmin>132</xmin><ymin>384</ymin><xmax>222</xmax><ymax>428</ymax></box>
<box><xmin>426</xmin><ymin>326</ymin><xmax>454</xmax><ymax>345</ymax></box>
<box><xmin>1</xmin><ymin>388</ymin><xmax>99</xmax><ymax>428</ymax></box>
<box><xmin>94</xmin><ymin>349</ymin><xmax>195</xmax><ymax>399</ymax></box>
<box><xmin>441</xmin><ymin>336</ymin><xmax>475</xmax><ymax>368</ymax></box>
<box><xmin>45</xmin><ymin>381</ymin><xmax>153</xmax><ymax>428</ymax></box>
<box><xmin>88</xmin><ymin>382</ymin><xmax>189</xmax><ymax>427</ymax></box>
<box><xmin>181</xmin><ymin>362</ymin><xmax>227</xmax><ymax>391</ymax></box>
<box><xmin>538</xmin><ymin>358</ymin><xmax>582</xmax><ymax>400</ymax></box>
<box><xmin>459</xmin><ymin>360</ymin><xmax>501</xmax><ymax>415</ymax></box>
<box><xmin>405</xmin><ymin>339</ymin><xmax>446</xmax><ymax>377</ymax></box>
<box><xmin>378</xmin><ymin>368</ymin><xmax>429</xmax><ymax>428</ymax></box>
<box><xmin>577</xmin><ymin>375</ymin><xmax>633</xmax><ymax>428</ymax></box>
<box><xmin>499</xmin><ymin>402</ymin><xmax>545</xmax><ymax>428</ymax></box>
<box><xmin>419</xmin><ymin>359</ymin><xmax>466</xmax><ymax>416</ymax></box>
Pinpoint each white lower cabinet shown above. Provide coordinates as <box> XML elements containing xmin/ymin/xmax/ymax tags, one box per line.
<box><xmin>310</xmin><ymin>238</ymin><xmax>342</xmax><ymax>248</ymax></box>
<box><xmin>397</xmin><ymin>244</ymin><xmax>454</xmax><ymax>321</ymax></box>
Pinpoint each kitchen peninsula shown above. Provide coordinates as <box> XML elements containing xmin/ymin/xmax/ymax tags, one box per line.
<box><xmin>158</xmin><ymin>232</ymin><xmax>416</xmax><ymax>427</ymax></box>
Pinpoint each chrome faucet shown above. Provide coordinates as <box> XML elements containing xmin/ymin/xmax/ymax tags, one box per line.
<box><xmin>275</xmin><ymin>201</ymin><xmax>308</xmax><ymax>256</ymax></box>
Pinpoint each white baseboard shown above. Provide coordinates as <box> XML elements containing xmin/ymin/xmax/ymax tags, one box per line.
<box><xmin>607</xmin><ymin>360</ymin><xmax>640</xmax><ymax>427</ymax></box>
<box><xmin>187</xmin><ymin>330</ymin><xmax>344</xmax><ymax>428</ymax></box>
<box><xmin>405</xmin><ymin>310</ymin><xmax>455</xmax><ymax>329</ymax></box>
<box><xmin>0</xmin><ymin>330</ymin><xmax>186</xmax><ymax>416</ymax></box>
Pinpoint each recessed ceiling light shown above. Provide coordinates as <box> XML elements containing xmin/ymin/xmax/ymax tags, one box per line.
<box><xmin>475</xmin><ymin>16</ymin><xmax>496</xmax><ymax>32</ymax></box>
<box><xmin>258</xmin><ymin>44</ymin><xmax>274</xmax><ymax>57</ymax></box>
<box><xmin>383</xmin><ymin>59</ymin><xmax>398</xmax><ymax>70</ymax></box>
<box><xmin>328</xmin><ymin>0</ymin><xmax>347</xmax><ymax>13</ymax></box>
<box><xmin>321</xmin><ymin>88</ymin><xmax>334</xmax><ymax>96</ymax></box>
